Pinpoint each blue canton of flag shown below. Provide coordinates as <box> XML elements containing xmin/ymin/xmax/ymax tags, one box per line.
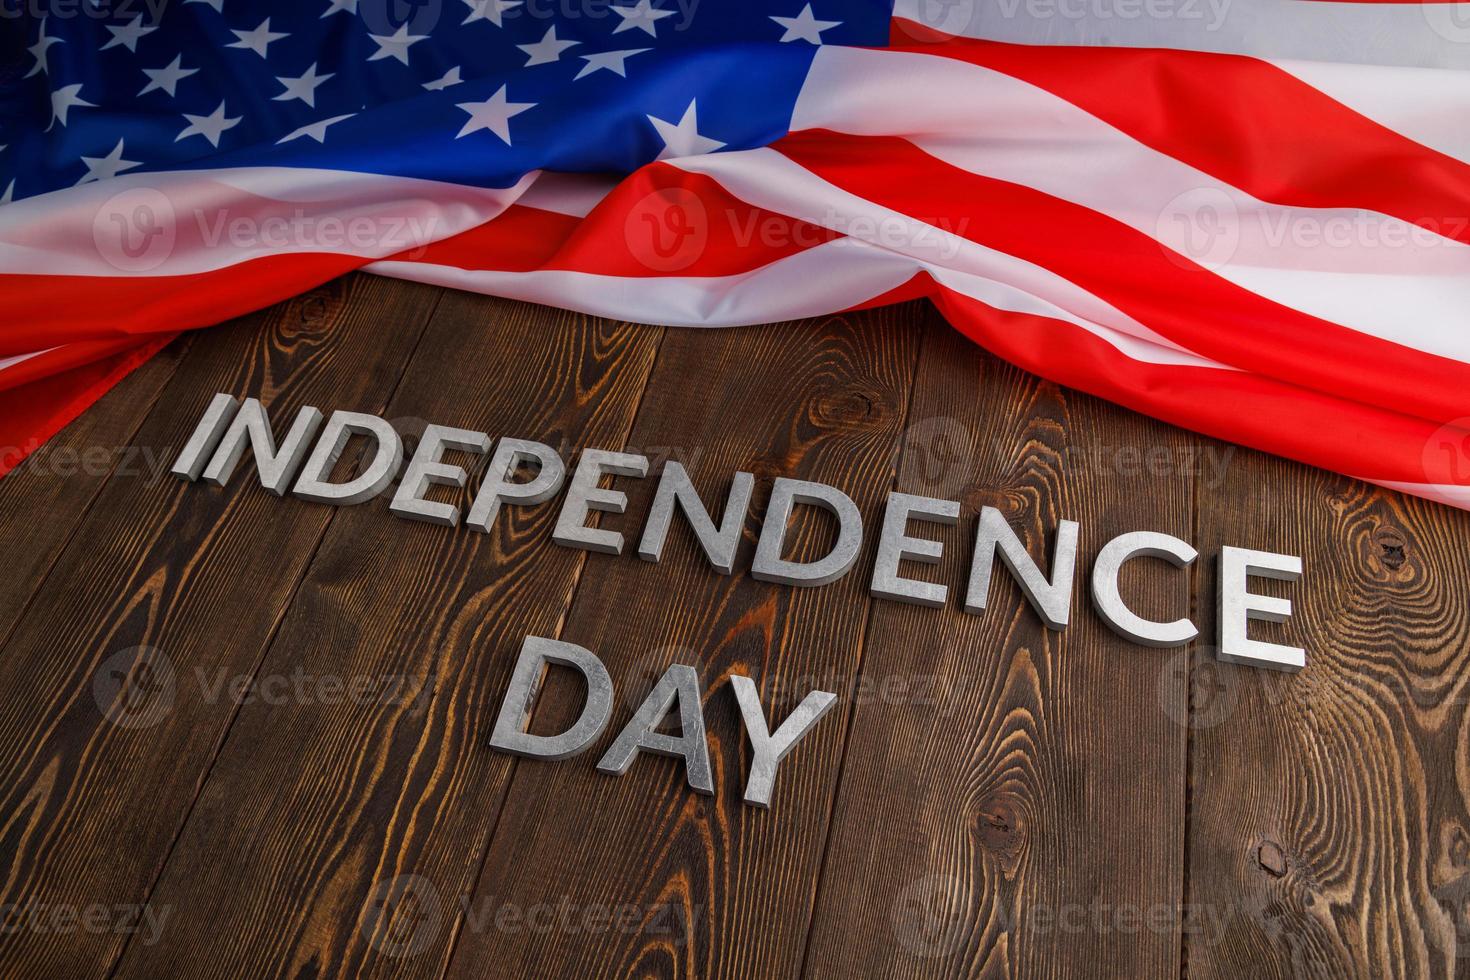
<box><xmin>0</xmin><ymin>0</ymin><xmax>894</xmax><ymax>201</ymax></box>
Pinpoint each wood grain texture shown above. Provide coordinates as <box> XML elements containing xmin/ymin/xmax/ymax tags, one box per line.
<box><xmin>0</xmin><ymin>275</ymin><xmax>440</xmax><ymax>980</ymax></box>
<box><xmin>441</xmin><ymin>303</ymin><xmax>925</xmax><ymax>980</ymax></box>
<box><xmin>110</xmin><ymin>292</ymin><xmax>665</xmax><ymax>980</ymax></box>
<box><xmin>3</xmin><ymin>274</ymin><xmax>1468</xmax><ymax>980</ymax></box>
<box><xmin>1185</xmin><ymin>449</ymin><xmax>1470</xmax><ymax>979</ymax></box>
<box><xmin>802</xmin><ymin>318</ymin><xmax>1193</xmax><ymax>979</ymax></box>
<box><xmin>0</xmin><ymin>340</ymin><xmax>186</xmax><ymax>643</ymax></box>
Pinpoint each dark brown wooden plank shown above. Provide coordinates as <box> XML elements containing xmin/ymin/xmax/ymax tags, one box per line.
<box><xmin>13</xmin><ymin>271</ymin><xmax>1465</xmax><ymax>980</ymax></box>
<box><xmin>441</xmin><ymin>303</ymin><xmax>925</xmax><ymax>980</ymax></box>
<box><xmin>801</xmin><ymin>322</ymin><xmax>1194</xmax><ymax>978</ymax></box>
<box><xmin>1184</xmin><ymin>453</ymin><xmax>1470</xmax><ymax>977</ymax></box>
<box><xmin>108</xmin><ymin>293</ymin><xmax>665</xmax><ymax>979</ymax></box>
<box><xmin>0</xmin><ymin>340</ymin><xmax>186</xmax><ymax>641</ymax></box>
<box><xmin>0</xmin><ymin>274</ymin><xmax>441</xmax><ymax>980</ymax></box>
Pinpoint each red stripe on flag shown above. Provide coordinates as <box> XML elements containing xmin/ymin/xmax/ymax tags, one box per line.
<box><xmin>0</xmin><ymin>336</ymin><xmax>175</xmax><ymax>480</ymax></box>
<box><xmin>889</xmin><ymin>34</ymin><xmax>1470</xmax><ymax>244</ymax></box>
<box><xmin>412</xmin><ymin>164</ymin><xmax>840</xmax><ymax>278</ymax></box>
<box><xmin>929</xmin><ymin>280</ymin><xmax>1458</xmax><ymax>487</ymax></box>
<box><xmin>774</xmin><ymin>128</ymin><xmax>1470</xmax><ymax>428</ymax></box>
<box><xmin>0</xmin><ymin>253</ymin><xmax>364</xmax><ymax>355</ymax></box>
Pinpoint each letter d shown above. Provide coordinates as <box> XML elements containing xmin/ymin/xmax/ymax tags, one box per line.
<box><xmin>489</xmin><ymin>636</ymin><xmax>614</xmax><ymax>760</ymax></box>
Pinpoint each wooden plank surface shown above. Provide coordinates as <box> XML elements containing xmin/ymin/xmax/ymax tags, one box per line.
<box><xmin>1185</xmin><ymin>452</ymin><xmax>1470</xmax><ymax>978</ymax></box>
<box><xmin>444</xmin><ymin>304</ymin><xmax>923</xmax><ymax>980</ymax></box>
<box><xmin>111</xmin><ymin>294</ymin><xmax>664</xmax><ymax>980</ymax></box>
<box><xmin>0</xmin><ymin>274</ymin><xmax>1466</xmax><ymax>979</ymax></box>
<box><xmin>0</xmin><ymin>341</ymin><xmax>186</xmax><ymax>645</ymax></box>
<box><xmin>0</xmin><ymin>276</ymin><xmax>441</xmax><ymax>979</ymax></box>
<box><xmin>802</xmin><ymin>320</ymin><xmax>1192</xmax><ymax>978</ymax></box>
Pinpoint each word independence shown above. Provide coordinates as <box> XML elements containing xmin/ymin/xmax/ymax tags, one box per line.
<box><xmin>172</xmin><ymin>393</ymin><xmax>1306</xmax><ymax>672</ymax></box>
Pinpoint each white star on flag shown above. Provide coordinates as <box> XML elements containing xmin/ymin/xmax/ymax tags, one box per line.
<box><xmin>277</xmin><ymin>113</ymin><xmax>356</xmax><ymax>144</ymax></box>
<box><xmin>0</xmin><ymin>181</ymin><xmax>12</xmax><ymax>206</ymax></box>
<box><xmin>102</xmin><ymin>15</ymin><xmax>157</xmax><ymax>53</ymax></box>
<box><xmin>139</xmin><ymin>55</ymin><xmax>198</xmax><ymax>97</ymax></box>
<box><xmin>320</xmin><ymin>0</ymin><xmax>358</xmax><ymax>17</ymax></box>
<box><xmin>463</xmin><ymin>0</ymin><xmax>521</xmax><ymax>26</ymax></box>
<box><xmin>612</xmin><ymin>0</ymin><xmax>676</xmax><ymax>37</ymax></box>
<box><xmin>177</xmin><ymin>101</ymin><xmax>242</xmax><ymax>147</ymax></box>
<box><xmin>368</xmin><ymin>24</ymin><xmax>428</xmax><ymax>65</ymax></box>
<box><xmin>275</xmin><ymin>63</ymin><xmax>334</xmax><ymax>107</ymax></box>
<box><xmin>227</xmin><ymin>18</ymin><xmax>288</xmax><ymax>58</ymax></box>
<box><xmin>49</xmin><ymin>84</ymin><xmax>95</xmax><ymax>129</ymax></box>
<box><xmin>517</xmin><ymin>26</ymin><xmax>578</xmax><ymax>66</ymax></box>
<box><xmin>25</xmin><ymin>21</ymin><xmax>62</xmax><ymax>79</ymax></box>
<box><xmin>78</xmin><ymin>139</ymin><xmax>142</xmax><ymax>184</ymax></box>
<box><xmin>770</xmin><ymin>4</ymin><xmax>840</xmax><ymax>43</ymax></box>
<box><xmin>456</xmin><ymin>85</ymin><xmax>534</xmax><ymax>143</ymax></box>
<box><xmin>575</xmin><ymin>48</ymin><xmax>650</xmax><ymax>79</ymax></box>
<box><xmin>424</xmin><ymin>66</ymin><xmax>464</xmax><ymax>91</ymax></box>
<box><xmin>647</xmin><ymin>100</ymin><xmax>724</xmax><ymax>159</ymax></box>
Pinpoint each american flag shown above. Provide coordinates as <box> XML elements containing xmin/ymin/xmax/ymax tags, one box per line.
<box><xmin>2</xmin><ymin>0</ymin><xmax>1469</xmax><ymax>507</ymax></box>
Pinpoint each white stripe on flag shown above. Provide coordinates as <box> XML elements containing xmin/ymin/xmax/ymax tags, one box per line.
<box><xmin>516</xmin><ymin>171</ymin><xmax>620</xmax><ymax>217</ymax></box>
<box><xmin>373</xmin><ymin>232</ymin><xmax>1227</xmax><ymax>371</ymax></box>
<box><xmin>0</xmin><ymin>167</ymin><xmax>533</xmax><ymax>277</ymax></box>
<box><xmin>893</xmin><ymin>0</ymin><xmax>1470</xmax><ymax>69</ymax></box>
<box><xmin>792</xmin><ymin>46</ymin><xmax>1470</xmax><ymax>365</ymax></box>
<box><xmin>0</xmin><ymin>348</ymin><xmax>56</xmax><ymax>373</ymax></box>
<box><xmin>1271</xmin><ymin>58</ymin><xmax>1470</xmax><ymax>165</ymax></box>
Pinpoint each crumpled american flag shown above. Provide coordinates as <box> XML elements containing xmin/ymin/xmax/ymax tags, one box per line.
<box><xmin>2</xmin><ymin>0</ymin><xmax>1469</xmax><ymax>506</ymax></box>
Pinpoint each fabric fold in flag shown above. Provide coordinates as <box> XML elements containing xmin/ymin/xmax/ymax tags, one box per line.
<box><xmin>1</xmin><ymin>0</ymin><xmax>1467</xmax><ymax>506</ymax></box>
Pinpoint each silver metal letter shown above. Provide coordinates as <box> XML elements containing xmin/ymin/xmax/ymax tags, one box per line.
<box><xmin>751</xmin><ymin>478</ymin><xmax>863</xmax><ymax>587</ymax></box>
<box><xmin>389</xmin><ymin>424</ymin><xmax>491</xmax><ymax>527</ymax></box>
<box><xmin>729</xmin><ymin>675</ymin><xmax>836</xmax><ymax>808</ymax></box>
<box><xmin>966</xmin><ymin>507</ymin><xmax>1080</xmax><ymax>629</ymax></box>
<box><xmin>171</xmin><ymin>392</ymin><xmax>239</xmax><ymax>482</ymax></box>
<box><xmin>488</xmin><ymin>635</ymin><xmax>614</xmax><ymax>760</ymax></box>
<box><xmin>1091</xmin><ymin>530</ymin><xmax>1198</xmax><ymax>647</ymax></box>
<box><xmin>596</xmin><ymin>664</ymin><xmax>713</xmax><ymax>795</ymax></box>
<box><xmin>552</xmin><ymin>448</ymin><xmax>649</xmax><ymax>555</ymax></box>
<box><xmin>200</xmin><ymin>398</ymin><xmax>324</xmax><ymax>496</ymax></box>
<box><xmin>636</xmin><ymin>463</ymin><xmax>754</xmax><ymax>574</ymax></box>
<box><xmin>291</xmin><ymin>410</ymin><xmax>404</xmax><ymax>506</ymax></box>
<box><xmin>465</xmin><ymin>437</ymin><xmax>566</xmax><ymax>534</ymax></box>
<box><xmin>870</xmin><ymin>492</ymin><xmax>960</xmax><ymax>608</ymax></box>
<box><xmin>1218</xmin><ymin>547</ymin><xmax>1305</xmax><ymax>671</ymax></box>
